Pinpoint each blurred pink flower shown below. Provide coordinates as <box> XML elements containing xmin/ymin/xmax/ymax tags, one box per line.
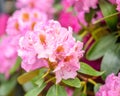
<box><xmin>16</xmin><ymin>0</ymin><xmax>54</xmax><ymax>17</ymax></box>
<box><xmin>92</xmin><ymin>11</ymin><xmax>103</xmax><ymax>23</ymax></box>
<box><xmin>0</xmin><ymin>36</ymin><xmax>18</xmax><ymax>77</ymax></box>
<box><xmin>0</xmin><ymin>14</ymin><xmax>9</xmax><ymax>37</ymax></box>
<box><xmin>66</xmin><ymin>87</ymin><xmax>74</xmax><ymax>96</ymax></box>
<box><xmin>109</xmin><ymin>0</ymin><xmax>116</xmax><ymax>4</ymax></box>
<box><xmin>18</xmin><ymin>20</ymin><xmax>84</xmax><ymax>83</ymax></box>
<box><xmin>61</xmin><ymin>0</ymin><xmax>74</xmax><ymax>10</ymax></box>
<box><xmin>74</xmin><ymin>0</ymin><xmax>98</xmax><ymax>13</ymax></box>
<box><xmin>6</xmin><ymin>8</ymin><xmax>47</xmax><ymax>36</ymax></box>
<box><xmin>116</xmin><ymin>0</ymin><xmax>120</xmax><ymax>11</ymax></box>
<box><xmin>58</xmin><ymin>11</ymin><xmax>81</xmax><ymax>33</ymax></box>
<box><xmin>96</xmin><ymin>73</ymin><xmax>120</xmax><ymax>96</ymax></box>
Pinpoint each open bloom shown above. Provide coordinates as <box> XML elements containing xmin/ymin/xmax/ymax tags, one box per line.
<box><xmin>18</xmin><ymin>20</ymin><xmax>84</xmax><ymax>83</ymax></box>
<box><xmin>6</xmin><ymin>8</ymin><xmax>47</xmax><ymax>36</ymax></box>
<box><xmin>0</xmin><ymin>36</ymin><xmax>18</xmax><ymax>77</ymax></box>
<box><xmin>96</xmin><ymin>73</ymin><xmax>120</xmax><ymax>96</ymax></box>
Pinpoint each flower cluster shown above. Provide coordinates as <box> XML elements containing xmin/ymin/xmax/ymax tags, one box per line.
<box><xmin>18</xmin><ymin>20</ymin><xmax>84</xmax><ymax>83</ymax></box>
<box><xmin>6</xmin><ymin>8</ymin><xmax>47</xmax><ymax>36</ymax></box>
<box><xmin>96</xmin><ymin>73</ymin><xmax>120</xmax><ymax>96</ymax></box>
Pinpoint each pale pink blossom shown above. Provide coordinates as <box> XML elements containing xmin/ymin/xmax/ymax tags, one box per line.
<box><xmin>6</xmin><ymin>8</ymin><xmax>47</xmax><ymax>36</ymax></box>
<box><xmin>16</xmin><ymin>0</ymin><xmax>54</xmax><ymax>17</ymax></box>
<box><xmin>18</xmin><ymin>20</ymin><xmax>84</xmax><ymax>83</ymax></box>
<box><xmin>18</xmin><ymin>31</ymin><xmax>48</xmax><ymax>72</ymax></box>
<box><xmin>116</xmin><ymin>0</ymin><xmax>120</xmax><ymax>11</ymax></box>
<box><xmin>0</xmin><ymin>36</ymin><xmax>18</xmax><ymax>77</ymax></box>
<box><xmin>96</xmin><ymin>73</ymin><xmax>120</xmax><ymax>96</ymax></box>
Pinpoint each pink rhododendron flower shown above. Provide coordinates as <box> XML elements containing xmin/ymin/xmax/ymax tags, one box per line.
<box><xmin>61</xmin><ymin>0</ymin><xmax>75</xmax><ymax>10</ymax></box>
<box><xmin>18</xmin><ymin>31</ymin><xmax>48</xmax><ymax>72</ymax></box>
<box><xmin>6</xmin><ymin>8</ymin><xmax>47</xmax><ymax>36</ymax></box>
<box><xmin>16</xmin><ymin>0</ymin><xmax>54</xmax><ymax>17</ymax></box>
<box><xmin>74</xmin><ymin>0</ymin><xmax>98</xmax><ymax>13</ymax></box>
<box><xmin>0</xmin><ymin>36</ymin><xmax>18</xmax><ymax>77</ymax></box>
<box><xmin>109</xmin><ymin>0</ymin><xmax>116</xmax><ymax>4</ymax></box>
<box><xmin>58</xmin><ymin>11</ymin><xmax>81</xmax><ymax>33</ymax></box>
<box><xmin>0</xmin><ymin>14</ymin><xmax>9</xmax><ymax>37</ymax></box>
<box><xmin>116</xmin><ymin>0</ymin><xmax>120</xmax><ymax>11</ymax></box>
<box><xmin>18</xmin><ymin>20</ymin><xmax>84</xmax><ymax>83</ymax></box>
<box><xmin>96</xmin><ymin>73</ymin><xmax>120</xmax><ymax>96</ymax></box>
<box><xmin>77</xmin><ymin>11</ymin><xmax>87</xmax><ymax>26</ymax></box>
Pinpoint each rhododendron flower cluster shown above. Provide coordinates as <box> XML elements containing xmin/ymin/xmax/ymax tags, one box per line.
<box><xmin>16</xmin><ymin>0</ymin><xmax>54</xmax><ymax>17</ymax></box>
<box><xmin>6</xmin><ymin>8</ymin><xmax>47</xmax><ymax>36</ymax></box>
<box><xmin>18</xmin><ymin>20</ymin><xmax>84</xmax><ymax>83</ymax></box>
<box><xmin>0</xmin><ymin>36</ymin><xmax>18</xmax><ymax>77</ymax></box>
<box><xmin>96</xmin><ymin>73</ymin><xmax>120</xmax><ymax>96</ymax></box>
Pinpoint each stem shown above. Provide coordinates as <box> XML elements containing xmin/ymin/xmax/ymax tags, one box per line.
<box><xmin>45</xmin><ymin>77</ymin><xmax>55</xmax><ymax>83</ymax></box>
<box><xmin>88</xmin><ymin>78</ymin><xmax>97</xmax><ymax>86</ymax></box>
<box><xmin>80</xmin><ymin>30</ymin><xmax>88</xmax><ymax>39</ymax></box>
<box><xmin>83</xmin><ymin>82</ymin><xmax>87</xmax><ymax>94</ymax></box>
<box><xmin>84</xmin><ymin>36</ymin><xmax>94</xmax><ymax>50</ymax></box>
<box><xmin>42</xmin><ymin>69</ymin><xmax>50</xmax><ymax>78</ymax></box>
<box><xmin>77</xmin><ymin>74</ymin><xmax>88</xmax><ymax>81</ymax></box>
<box><xmin>93</xmin><ymin>12</ymin><xmax>120</xmax><ymax>24</ymax></box>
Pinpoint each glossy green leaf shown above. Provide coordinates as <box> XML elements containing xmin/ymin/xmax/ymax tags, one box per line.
<box><xmin>101</xmin><ymin>44</ymin><xmax>120</xmax><ymax>79</ymax></box>
<box><xmin>99</xmin><ymin>0</ymin><xmax>118</xmax><ymax>31</ymax></box>
<box><xmin>62</xmin><ymin>78</ymin><xmax>81</xmax><ymax>88</ymax></box>
<box><xmin>86</xmin><ymin>34</ymin><xmax>116</xmax><ymax>60</ymax></box>
<box><xmin>94</xmin><ymin>83</ymin><xmax>102</xmax><ymax>93</ymax></box>
<box><xmin>46</xmin><ymin>85</ymin><xmax>67</xmax><ymax>96</ymax></box>
<box><xmin>0</xmin><ymin>75</ymin><xmax>17</xmax><ymax>96</ymax></box>
<box><xmin>78</xmin><ymin>62</ymin><xmax>104</xmax><ymax>76</ymax></box>
<box><xmin>17</xmin><ymin>69</ymin><xmax>40</xmax><ymax>85</ymax></box>
<box><xmin>25</xmin><ymin>82</ymin><xmax>46</xmax><ymax>96</ymax></box>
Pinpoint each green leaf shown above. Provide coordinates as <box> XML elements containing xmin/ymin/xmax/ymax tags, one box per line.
<box><xmin>94</xmin><ymin>83</ymin><xmax>101</xmax><ymax>93</ymax></box>
<box><xmin>25</xmin><ymin>82</ymin><xmax>46</xmax><ymax>96</ymax></box>
<box><xmin>99</xmin><ymin>0</ymin><xmax>118</xmax><ymax>31</ymax></box>
<box><xmin>62</xmin><ymin>78</ymin><xmax>81</xmax><ymax>88</ymax></box>
<box><xmin>86</xmin><ymin>34</ymin><xmax>116</xmax><ymax>60</ymax></box>
<box><xmin>46</xmin><ymin>85</ymin><xmax>67</xmax><ymax>96</ymax></box>
<box><xmin>10</xmin><ymin>56</ymin><xmax>21</xmax><ymax>74</ymax></box>
<box><xmin>101</xmin><ymin>44</ymin><xmax>120</xmax><ymax>79</ymax></box>
<box><xmin>0</xmin><ymin>75</ymin><xmax>17</xmax><ymax>96</ymax></box>
<box><xmin>17</xmin><ymin>69</ymin><xmax>40</xmax><ymax>85</ymax></box>
<box><xmin>35</xmin><ymin>78</ymin><xmax>44</xmax><ymax>87</ymax></box>
<box><xmin>78</xmin><ymin>62</ymin><xmax>104</xmax><ymax>76</ymax></box>
<box><xmin>85</xmin><ymin>9</ymin><xmax>96</xmax><ymax>23</ymax></box>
